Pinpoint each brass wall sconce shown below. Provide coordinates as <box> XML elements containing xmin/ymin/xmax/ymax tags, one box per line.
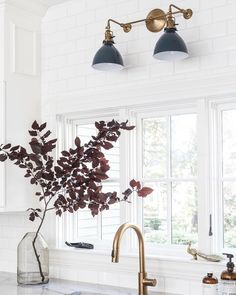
<box><xmin>92</xmin><ymin>4</ymin><xmax>193</xmax><ymax>71</ymax></box>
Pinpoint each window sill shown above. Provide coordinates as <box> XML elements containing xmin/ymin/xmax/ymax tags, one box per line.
<box><xmin>50</xmin><ymin>246</ymin><xmax>225</xmax><ymax>278</ymax></box>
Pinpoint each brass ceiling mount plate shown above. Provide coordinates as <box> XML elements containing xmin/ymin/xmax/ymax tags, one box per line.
<box><xmin>145</xmin><ymin>9</ymin><xmax>166</xmax><ymax>33</ymax></box>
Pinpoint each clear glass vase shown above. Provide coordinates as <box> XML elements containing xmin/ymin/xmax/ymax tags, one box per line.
<box><xmin>17</xmin><ymin>232</ymin><xmax>49</xmax><ymax>285</ymax></box>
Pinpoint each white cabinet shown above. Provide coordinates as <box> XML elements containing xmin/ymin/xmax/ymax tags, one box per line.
<box><xmin>0</xmin><ymin>1</ymin><xmax>47</xmax><ymax>212</ymax></box>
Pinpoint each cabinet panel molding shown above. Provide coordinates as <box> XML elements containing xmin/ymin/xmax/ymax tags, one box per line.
<box><xmin>10</xmin><ymin>22</ymin><xmax>37</xmax><ymax>76</ymax></box>
<box><xmin>0</xmin><ymin>81</ymin><xmax>6</xmax><ymax>209</ymax></box>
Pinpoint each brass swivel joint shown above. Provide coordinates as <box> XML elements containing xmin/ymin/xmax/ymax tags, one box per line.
<box><xmin>111</xmin><ymin>223</ymin><xmax>157</xmax><ymax>295</ymax></box>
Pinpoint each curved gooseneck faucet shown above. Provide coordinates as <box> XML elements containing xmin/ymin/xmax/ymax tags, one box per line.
<box><xmin>111</xmin><ymin>223</ymin><xmax>157</xmax><ymax>295</ymax></box>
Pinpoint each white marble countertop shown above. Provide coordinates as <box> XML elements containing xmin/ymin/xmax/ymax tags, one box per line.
<box><xmin>0</xmin><ymin>272</ymin><xmax>177</xmax><ymax>295</ymax></box>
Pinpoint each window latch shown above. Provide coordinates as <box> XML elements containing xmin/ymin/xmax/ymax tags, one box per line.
<box><xmin>209</xmin><ymin>214</ymin><xmax>213</xmax><ymax>236</ymax></box>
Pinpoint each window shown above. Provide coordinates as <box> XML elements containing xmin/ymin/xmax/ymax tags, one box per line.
<box><xmin>141</xmin><ymin>114</ymin><xmax>197</xmax><ymax>246</ymax></box>
<box><xmin>56</xmin><ymin>98</ymin><xmax>236</xmax><ymax>255</ymax></box>
<box><xmin>214</xmin><ymin>105</ymin><xmax>236</xmax><ymax>251</ymax></box>
<box><xmin>56</xmin><ymin>112</ymin><xmax>122</xmax><ymax>248</ymax></box>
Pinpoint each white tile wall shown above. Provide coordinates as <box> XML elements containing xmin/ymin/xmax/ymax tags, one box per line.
<box><xmin>1</xmin><ymin>0</ymin><xmax>236</xmax><ymax>294</ymax></box>
<box><xmin>40</xmin><ymin>0</ymin><xmax>236</xmax><ymax>104</ymax></box>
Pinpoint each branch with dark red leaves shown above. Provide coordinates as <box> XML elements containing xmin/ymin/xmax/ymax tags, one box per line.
<box><xmin>0</xmin><ymin>119</ymin><xmax>153</xmax><ymax>220</ymax></box>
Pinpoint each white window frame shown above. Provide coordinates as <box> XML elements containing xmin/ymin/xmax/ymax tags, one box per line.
<box><xmin>131</xmin><ymin>101</ymin><xmax>208</xmax><ymax>256</ymax></box>
<box><xmin>55</xmin><ymin>97</ymin><xmax>236</xmax><ymax>257</ymax></box>
<box><xmin>209</xmin><ymin>98</ymin><xmax>236</xmax><ymax>255</ymax></box>
<box><xmin>56</xmin><ymin>108</ymin><xmax>131</xmax><ymax>250</ymax></box>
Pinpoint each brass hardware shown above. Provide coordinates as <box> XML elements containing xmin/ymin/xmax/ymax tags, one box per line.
<box><xmin>166</xmin><ymin>15</ymin><xmax>176</xmax><ymax>29</ymax></box>
<box><xmin>102</xmin><ymin>4</ymin><xmax>192</xmax><ymax>41</ymax></box>
<box><xmin>183</xmin><ymin>9</ymin><xmax>193</xmax><ymax>19</ymax></box>
<box><xmin>111</xmin><ymin>223</ymin><xmax>157</xmax><ymax>295</ymax></box>
<box><xmin>145</xmin><ymin>9</ymin><xmax>167</xmax><ymax>33</ymax></box>
<box><xmin>187</xmin><ymin>242</ymin><xmax>223</xmax><ymax>262</ymax></box>
<box><xmin>104</xmin><ymin>29</ymin><xmax>114</xmax><ymax>42</ymax></box>
<box><xmin>122</xmin><ymin>24</ymin><xmax>132</xmax><ymax>33</ymax></box>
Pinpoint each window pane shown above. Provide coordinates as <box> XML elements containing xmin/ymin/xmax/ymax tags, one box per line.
<box><xmin>76</xmin><ymin>123</ymin><xmax>119</xmax><ymax>179</ymax></box>
<box><xmin>76</xmin><ymin>124</ymin><xmax>95</xmax><ymax>145</ymax></box>
<box><xmin>143</xmin><ymin>118</ymin><xmax>167</xmax><ymax>178</ymax></box>
<box><xmin>77</xmin><ymin>210</ymin><xmax>99</xmax><ymax>241</ymax></box>
<box><xmin>104</xmin><ymin>142</ymin><xmax>119</xmax><ymax>179</ymax></box>
<box><xmin>76</xmin><ymin>122</ymin><xmax>120</xmax><ymax>241</ymax></box>
<box><xmin>171</xmin><ymin>114</ymin><xmax>197</xmax><ymax>178</ymax></box>
<box><xmin>222</xmin><ymin>110</ymin><xmax>236</xmax><ymax>177</ymax></box>
<box><xmin>143</xmin><ymin>182</ymin><xmax>168</xmax><ymax>244</ymax></box>
<box><xmin>172</xmin><ymin>182</ymin><xmax>198</xmax><ymax>245</ymax></box>
<box><xmin>101</xmin><ymin>182</ymin><xmax>120</xmax><ymax>240</ymax></box>
<box><xmin>223</xmin><ymin>181</ymin><xmax>236</xmax><ymax>248</ymax></box>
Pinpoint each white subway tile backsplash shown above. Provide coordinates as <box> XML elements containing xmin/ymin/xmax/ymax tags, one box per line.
<box><xmin>200</xmin><ymin>52</ymin><xmax>228</xmax><ymax>69</ymax></box>
<box><xmin>165</xmin><ymin>278</ymin><xmax>190</xmax><ymax>295</ymax></box>
<box><xmin>68</xmin><ymin>76</ymin><xmax>86</xmax><ymax>91</ymax></box>
<box><xmin>199</xmin><ymin>22</ymin><xmax>227</xmax><ymax>40</ymax></box>
<box><xmin>213</xmin><ymin>2</ymin><xmax>236</xmax><ymax>22</ymax></box>
<box><xmin>174</xmin><ymin>57</ymin><xmax>200</xmax><ymax>74</ymax></box>
<box><xmin>188</xmin><ymin>40</ymin><xmax>213</xmax><ymax>57</ymax></box>
<box><xmin>67</xmin><ymin>1</ymin><xmax>86</xmax><ymax>16</ymax></box>
<box><xmin>187</xmin><ymin>9</ymin><xmax>213</xmax><ymax>28</ymax></box>
<box><xmin>190</xmin><ymin>281</ymin><xmax>202</xmax><ymax>295</ymax></box>
<box><xmin>200</xmin><ymin>0</ymin><xmax>226</xmax><ymax>10</ymax></box>
<box><xmin>213</xmin><ymin>34</ymin><xmax>236</xmax><ymax>52</ymax></box>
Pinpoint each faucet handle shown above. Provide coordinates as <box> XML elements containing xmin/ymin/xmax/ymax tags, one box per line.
<box><xmin>143</xmin><ymin>278</ymin><xmax>157</xmax><ymax>287</ymax></box>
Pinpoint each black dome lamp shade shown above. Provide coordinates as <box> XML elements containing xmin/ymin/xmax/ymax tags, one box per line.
<box><xmin>153</xmin><ymin>9</ymin><xmax>191</xmax><ymax>61</ymax></box>
<box><xmin>153</xmin><ymin>28</ymin><xmax>188</xmax><ymax>61</ymax></box>
<box><xmin>92</xmin><ymin>29</ymin><xmax>124</xmax><ymax>71</ymax></box>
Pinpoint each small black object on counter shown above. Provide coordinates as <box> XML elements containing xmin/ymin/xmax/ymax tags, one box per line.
<box><xmin>65</xmin><ymin>241</ymin><xmax>94</xmax><ymax>249</ymax></box>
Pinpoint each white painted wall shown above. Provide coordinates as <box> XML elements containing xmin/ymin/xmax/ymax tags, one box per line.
<box><xmin>1</xmin><ymin>0</ymin><xmax>236</xmax><ymax>294</ymax></box>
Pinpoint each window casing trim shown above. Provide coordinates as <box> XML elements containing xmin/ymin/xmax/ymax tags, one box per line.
<box><xmin>55</xmin><ymin>96</ymin><xmax>236</xmax><ymax>256</ymax></box>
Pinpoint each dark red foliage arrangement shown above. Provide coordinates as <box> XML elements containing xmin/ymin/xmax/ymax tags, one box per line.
<box><xmin>0</xmin><ymin>120</ymin><xmax>152</xmax><ymax>220</ymax></box>
<box><xmin>0</xmin><ymin>119</ymin><xmax>153</xmax><ymax>282</ymax></box>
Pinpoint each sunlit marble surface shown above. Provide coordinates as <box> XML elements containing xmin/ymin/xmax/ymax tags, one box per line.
<box><xmin>0</xmin><ymin>272</ymin><xmax>177</xmax><ymax>295</ymax></box>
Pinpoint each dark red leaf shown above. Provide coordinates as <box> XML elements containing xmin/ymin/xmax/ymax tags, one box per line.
<box><xmin>3</xmin><ymin>144</ymin><xmax>11</xmax><ymax>149</ymax></box>
<box><xmin>30</xmin><ymin>178</ymin><xmax>36</xmax><ymax>185</ymax></box>
<box><xmin>32</xmin><ymin>120</ymin><xmax>39</xmax><ymax>130</ymax></box>
<box><xmin>0</xmin><ymin>154</ymin><xmax>7</xmax><ymax>162</ymax></box>
<box><xmin>130</xmin><ymin>179</ymin><xmax>137</xmax><ymax>188</ymax></box>
<box><xmin>137</xmin><ymin>187</ymin><xmax>153</xmax><ymax>197</ymax></box>
<box><xmin>43</xmin><ymin>130</ymin><xmax>51</xmax><ymax>138</ymax></box>
<box><xmin>75</xmin><ymin>137</ymin><xmax>81</xmax><ymax>147</ymax></box>
<box><xmin>29</xmin><ymin>212</ymin><xmax>35</xmax><ymax>221</ymax></box>
<box><xmin>39</xmin><ymin>122</ymin><xmax>47</xmax><ymax>131</ymax></box>
<box><xmin>101</xmin><ymin>141</ymin><xmax>113</xmax><ymax>150</ymax></box>
<box><xmin>61</xmin><ymin>151</ymin><xmax>70</xmax><ymax>157</ymax></box>
<box><xmin>29</xmin><ymin>130</ymin><xmax>37</xmax><ymax>136</ymax></box>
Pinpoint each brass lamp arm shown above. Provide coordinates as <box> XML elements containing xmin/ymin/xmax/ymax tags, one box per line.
<box><xmin>168</xmin><ymin>4</ymin><xmax>184</xmax><ymax>14</ymax></box>
<box><xmin>105</xmin><ymin>4</ymin><xmax>192</xmax><ymax>35</ymax></box>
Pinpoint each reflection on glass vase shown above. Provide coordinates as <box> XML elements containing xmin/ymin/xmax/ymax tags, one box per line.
<box><xmin>17</xmin><ymin>232</ymin><xmax>49</xmax><ymax>285</ymax></box>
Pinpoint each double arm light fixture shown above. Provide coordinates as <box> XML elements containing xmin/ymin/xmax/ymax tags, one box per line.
<box><xmin>92</xmin><ymin>4</ymin><xmax>193</xmax><ymax>71</ymax></box>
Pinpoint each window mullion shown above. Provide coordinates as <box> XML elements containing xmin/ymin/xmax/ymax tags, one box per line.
<box><xmin>167</xmin><ymin>116</ymin><xmax>172</xmax><ymax>245</ymax></box>
<box><xmin>197</xmin><ymin>99</ymin><xmax>211</xmax><ymax>253</ymax></box>
<box><xmin>215</xmin><ymin>106</ymin><xmax>224</xmax><ymax>252</ymax></box>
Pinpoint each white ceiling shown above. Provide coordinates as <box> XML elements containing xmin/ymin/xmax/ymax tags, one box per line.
<box><xmin>39</xmin><ymin>0</ymin><xmax>71</xmax><ymax>7</ymax></box>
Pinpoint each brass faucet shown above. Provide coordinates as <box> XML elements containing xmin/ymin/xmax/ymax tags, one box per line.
<box><xmin>111</xmin><ymin>223</ymin><xmax>157</xmax><ymax>295</ymax></box>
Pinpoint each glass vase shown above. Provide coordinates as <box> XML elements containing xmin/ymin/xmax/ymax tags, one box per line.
<box><xmin>17</xmin><ymin>232</ymin><xmax>49</xmax><ymax>285</ymax></box>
